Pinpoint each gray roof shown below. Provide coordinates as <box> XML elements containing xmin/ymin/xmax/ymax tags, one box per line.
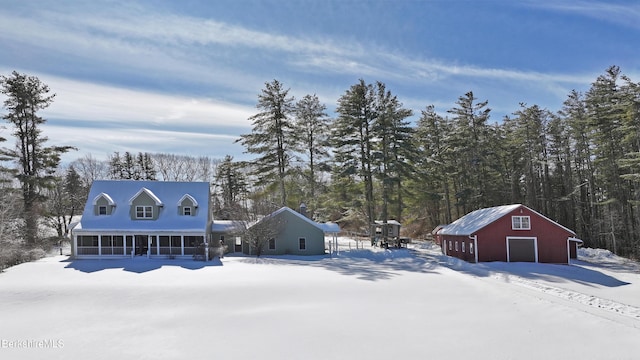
<box><xmin>268</xmin><ymin>207</ymin><xmax>341</xmax><ymax>233</ymax></box>
<box><xmin>437</xmin><ymin>204</ymin><xmax>576</xmax><ymax>236</ymax></box>
<box><xmin>74</xmin><ymin>180</ymin><xmax>210</xmax><ymax>234</ymax></box>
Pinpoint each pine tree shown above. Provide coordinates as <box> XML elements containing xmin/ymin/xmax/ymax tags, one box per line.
<box><xmin>215</xmin><ymin>155</ymin><xmax>247</xmax><ymax>219</ymax></box>
<box><xmin>237</xmin><ymin>80</ymin><xmax>295</xmax><ymax>206</ymax></box>
<box><xmin>371</xmin><ymin>82</ymin><xmax>413</xmax><ymax>226</ymax></box>
<box><xmin>332</xmin><ymin>80</ymin><xmax>377</xmax><ymax>237</ymax></box>
<box><xmin>0</xmin><ymin>71</ymin><xmax>74</xmax><ymax>245</ymax></box>
<box><xmin>413</xmin><ymin>105</ymin><xmax>454</xmax><ymax>228</ymax></box>
<box><xmin>585</xmin><ymin>66</ymin><xmax>630</xmax><ymax>253</ymax></box>
<box><xmin>294</xmin><ymin>94</ymin><xmax>330</xmax><ymax>216</ymax></box>
<box><xmin>447</xmin><ymin>91</ymin><xmax>492</xmax><ymax>213</ymax></box>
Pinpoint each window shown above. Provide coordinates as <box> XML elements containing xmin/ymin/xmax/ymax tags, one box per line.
<box><xmin>98</xmin><ymin>206</ymin><xmax>107</xmax><ymax>215</ymax></box>
<box><xmin>462</xmin><ymin>242</ymin><xmax>465</xmax><ymax>253</ymax></box>
<box><xmin>455</xmin><ymin>241</ymin><xmax>458</xmax><ymax>251</ymax></box>
<box><xmin>299</xmin><ymin>237</ymin><xmax>306</xmax><ymax>250</ymax></box>
<box><xmin>235</xmin><ymin>237</ymin><xmax>242</xmax><ymax>246</ymax></box>
<box><xmin>449</xmin><ymin>240</ymin><xmax>452</xmax><ymax>251</ymax></box>
<box><xmin>268</xmin><ymin>238</ymin><xmax>276</xmax><ymax>250</ymax></box>
<box><xmin>136</xmin><ymin>206</ymin><xmax>153</xmax><ymax>219</ymax></box>
<box><xmin>470</xmin><ymin>243</ymin><xmax>474</xmax><ymax>254</ymax></box>
<box><xmin>512</xmin><ymin>216</ymin><xmax>531</xmax><ymax>230</ymax></box>
<box><xmin>183</xmin><ymin>206</ymin><xmax>192</xmax><ymax>216</ymax></box>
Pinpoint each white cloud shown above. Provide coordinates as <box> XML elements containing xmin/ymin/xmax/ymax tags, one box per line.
<box><xmin>0</xmin><ymin>3</ymin><xmax>595</xmax><ymax>92</ymax></box>
<box><xmin>41</xmin><ymin>123</ymin><xmax>247</xmax><ymax>162</ymax></box>
<box><xmin>11</xmin><ymin>72</ymin><xmax>256</xmax><ymax>129</ymax></box>
<box><xmin>526</xmin><ymin>1</ymin><xmax>640</xmax><ymax>30</ymax></box>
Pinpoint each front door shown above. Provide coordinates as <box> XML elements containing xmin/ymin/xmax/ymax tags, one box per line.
<box><xmin>234</xmin><ymin>236</ymin><xmax>242</xmax><ymax>253</ymax></box>
<box><xmin>135</xmin><ymin>235</ymin><xmax>148</xmax><ymax>255</ymax></box>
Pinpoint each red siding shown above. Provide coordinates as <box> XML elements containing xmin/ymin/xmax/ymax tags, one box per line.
<box><xmin>441</xmin><ymin>235</ymin><xmax>476</xmax><ymax>263</ymax></box>
<box><xmin>441</xmin><ymin>205</ymin><xmax>575</xmax><ymax>264</ymax></box>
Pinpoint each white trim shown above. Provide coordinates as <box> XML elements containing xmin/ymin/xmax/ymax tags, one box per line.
<box><xmin>506</xmin><ymin>236</ymin><xmax>538</xmax><ymax>263</ymax></box>
<box><xmin>177</xmin><ymin>194</ymin><xmax>199</xmax><ymax>208</ymax></box>
<box><xmin>471</xmin><ymin>235</ymin><xmax>478</xmax><ymax>263</ymax></box>
<box><xmin>135</xmin><ymin>205</ymin><xmax>153</xmax><ymax>219</ymax></box>
<box><xmin>511</xmin><ymin>216</ymin><xmax>531</xmax><ymax>230</ymax></box>
<box><xmin>129</xmin><ymin>187</ymin><xmax>164</xmax><ymax>206</ymax></box>
<box><xmin>92</xmin><ymin>192</ymin><xmax>115</xmax><ymax>206</ymax></box>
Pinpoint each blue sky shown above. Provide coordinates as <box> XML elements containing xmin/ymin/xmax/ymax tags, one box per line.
<box><xmin>0</xmin><ymin>0</ymin><xmax>638</xmax><ymax>163</ymax></box>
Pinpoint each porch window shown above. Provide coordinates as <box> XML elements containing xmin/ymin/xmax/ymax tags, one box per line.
<box><xmin>268</xmin><ymin>238</ymin><xmax>276</xmax><ymax>250</ymax></box>
<box><xmin>449</xmin><ymin>240</ymin><xmax>452</xmax><ymax>251</ymax></box>
<box><xmin>136</xmin><ymin>206</ymin><xmax>153</xmax><ymax>219</ymax></box>
<box><xmin>455</xmin><ymin>241</ymin><xmax>458</xmax><ymax>251</ymax></box>
<box><xmin>470</xmin><ymin>243</ymin><xmax>474</xmax><ymax>254</ymax></box>
<box><xmin>299</xmin><ymin>237</ymin><xmax>306</xmax><ymax>250</ymax></box>
<box><xmin>462</xmin><ymin>242</ymin><xmax>465</xmax><ymax>253</ymax></box>
<box><xmin>512</xmin><ymin>216</ymin><xmax>531</xmax><ymax>230</ymax></box>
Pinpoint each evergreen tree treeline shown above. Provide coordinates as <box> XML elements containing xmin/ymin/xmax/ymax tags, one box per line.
<box><xmin>238</xmin><ymin>67</ymin><xmax>640</xmax><ymax>259</ymax></box>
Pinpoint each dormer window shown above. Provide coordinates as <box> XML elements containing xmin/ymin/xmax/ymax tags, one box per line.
<box><xmin>93</xmin><ymin>192</ymin><xmax>116</xmax><ymax>216</ymax></box>
<box><xmin>136</xmin><ymin>206</ymin><xmax>153</xmax><ymax>219</ymax></box>
<box><xmin>178</xmin><ymin>194</ymin><xmax>198</xmax><ymax>217</ymax></box>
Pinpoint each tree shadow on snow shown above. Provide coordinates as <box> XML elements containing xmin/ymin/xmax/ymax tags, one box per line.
<box><xmin>62</xmin><ymin>257</ymin><xmax>224</xmax><ymax>274</ymax></box>
<box><xmin>237</xmin><ymin>248</ymin><xmax>439</xmax><ymax>281</ymax></box>
<box><xmin>428</xmin><ymin>251</ymin><xmax>630</xmax><ymax>288</ymax></box>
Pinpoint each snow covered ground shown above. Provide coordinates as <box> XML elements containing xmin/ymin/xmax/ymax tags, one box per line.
<box><xmin>1</xmin><ymin>238</ymin><xmax>639</xmax><ymax>360</ymax></box>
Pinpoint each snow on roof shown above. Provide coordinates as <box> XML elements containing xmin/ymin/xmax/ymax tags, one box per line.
<box><xmin>75</xmin><ymin>180</ymin><xmax>210</xmax><ymax>233</ymax></box>
<box><xmin>262</xmin><ymin>207</ymin><xmax>341</xmax><ymax>233</ymax></box>
<box><xmin>92</xmin><ymin>192</ymin><xmax>115</xmax><ymax>206</ymax></box>
<box><xmin>437</xmin><ymin>204</ymin><xmax>576</xmax><ymax>236</ymax></box>
<box><xmin>437</xmin><ymin>204</ymin><xmax>522</xmax><ymax>236</ymax></box>
<box><xmin>129</xmin><ymin>187</ymin><xmax>164</xmax><ymax>206</ymax></box>
<box><xmin>211</xmin><ymin>220</ymin><xmax>245</xmax><ymax>232</ymax></box>
<box><xmin>374</xmin><ymin>220</ymin><xmax>401</xmax><ymax>226</ymax></box>
<box><xmin>177</xmin><ymin>194</ymin><xmax>198</xmax><ymax>207</ymax></box>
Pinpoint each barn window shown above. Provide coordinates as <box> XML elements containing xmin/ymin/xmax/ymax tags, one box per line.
<box><xmin>455</xmin><ymin>241</ymin><xmax>458</xmax><ymax>251</ymax></box>
<box><xmin>268</xmin><ymin>238</ymin><xmax>276</xmax><ymax>250</ymax></box>
<box><xmin>462</xmin><ymin>242</ymin><xmax>465</xmax><ymax>253</ymax></box>
<box><xmin>98</xmin><ymin>206</ymin><xmax>107</xmax><ymax>215</ymax></box>
<box><xmin>299</xmin><ymin>238</ymin><xmax>306</xmax><ymax>250</ymax></box>
<box><xmin>512</xmin><ymin>216</ymin><xmax>531</xmax><ymax>230</ymax></box>
<box><xmin>183</xmin><ymin>206</ymin><xmax>192</xmax><ymax>216</ymax></box>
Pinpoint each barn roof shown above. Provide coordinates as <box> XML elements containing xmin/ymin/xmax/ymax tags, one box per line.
<box><xmin>436</xmin><ymin>204</ymin><xmax>575</xmax><ymax>236</ymax></box>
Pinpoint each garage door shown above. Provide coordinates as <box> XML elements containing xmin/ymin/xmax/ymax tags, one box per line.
<box><xmin>507</xmin><ymin>237</ymin><xmax>536</xmax><ymax>262</ymax></box>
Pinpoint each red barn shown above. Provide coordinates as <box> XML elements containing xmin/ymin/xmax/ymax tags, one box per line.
<box><xmin>436</xmin><ymin>204</ymin><xmax>583</xmax><ymax>264</ymax></box>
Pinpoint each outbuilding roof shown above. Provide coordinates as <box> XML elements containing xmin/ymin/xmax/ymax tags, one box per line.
<box><xmin>437</xmin><ymin>204</ymin><xmax>575</xmax><ymax>236</ymax></box>
<box><xmin>263</xmin><ymin>207</ymin><xmax>341</xmax><ymax>233</ymax></box>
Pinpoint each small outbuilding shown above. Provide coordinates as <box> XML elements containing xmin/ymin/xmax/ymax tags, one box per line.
<box><xmin>215</xmin><ymin>207</ymin><xmax>340</xmax><ymax>256</ymax></box>
<box><xmin>436</xmin><ymin>204</ymin><xmax>583</xmax><ymax>264</ymax></box>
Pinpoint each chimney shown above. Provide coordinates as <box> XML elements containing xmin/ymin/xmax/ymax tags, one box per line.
<box><xmin>299</xmin><ymin>203</ymin><xmax>307</xmax><ymax>218</ymax></box>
